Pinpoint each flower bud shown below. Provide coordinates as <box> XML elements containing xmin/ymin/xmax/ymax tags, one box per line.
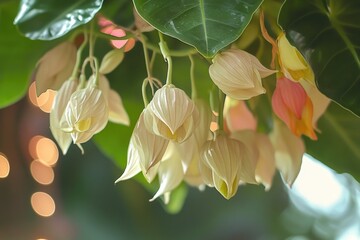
<box><xmin>99</xmin><ymin>49</ymin><xmax>124</xmax><ymax>74</ymax></box>
<box><xmin>35</xmin><ymin>41</ymin><xmax>76</xmax><ymax>96</ymax></box>
<box><xmin>209</xmin><ymin>49</ymin><xmax>276</xmax><ymax>100</ymax></box>
<box><xmin>144</xmin><ymin>85</ymin><xmax>199</xmax><ymax>143</ymax></box>
<box><xmin>201</xmin><ymin>133</ymin><xmax>244</xmax><ymax>199</ymax></box>
<box><xmin>277</xmin><ymin>32</ymin><xmax>314</xmax><ymax>84</ymax></box>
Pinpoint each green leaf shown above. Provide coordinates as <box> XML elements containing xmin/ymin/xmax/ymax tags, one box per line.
<box><xmin>305</xmin><ymin>103</ymin><xmax>360</xmax><ymax>181</ymax></box>
<box><xmin>133</xmin><ymin>0</ymin><xmax>263</xmax><ymax>57</ymax></box>
<box><xmin>14</xmin><ymin>0</ymin><xmax>104</xmax><ymax>40</ymax></box>
<box><xmin>0</xmin><ymin>1</ymin><xmax>51</xmax><ymax>108</ymax></box>
<box><xmin>278</xmin><ymin>0</ymin><xmax>360</xmax><ymax>116</ymax></box>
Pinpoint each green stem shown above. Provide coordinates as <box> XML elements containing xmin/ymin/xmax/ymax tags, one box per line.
<box><xmin>218</xmin><ymin>88</ymin><xmax>225</xmax><ymax>131</ymax></box>
<box><xmin>146</xmin><ymin>42</ymin><xmax>197</xmax><ymax>57</ymax></box>
<box><xmin>94</xmin><ymin>31</ymin><xmax>136</xmax><ymax>41</ymax></box>
<box><xmin>189</xmin><ymin>54</ymin><xmax>197</xmax><ymax>99</ymax></box>
<box><xmin>158</xmin><ymin>32</ymin><xmax>173</xmax><ymax>85</ymax></box>
<box><xmin>93</xmin><ymin>57</ymin><xmax>100</xmax><ymax>86</ymax></box>
<box><xmin>142</xmin><ymin>79</ymin><xmax>149</xmax><ymax>106</ymax></box>
<box><xmin>141</xmin><ymin>33</ymin><xmax>152</xmax><ymax>78</ymax></box>
<box><xmin>71</xmin><ymin>31</ymin><xmax>88</xmax><ymax>79</ymax></box>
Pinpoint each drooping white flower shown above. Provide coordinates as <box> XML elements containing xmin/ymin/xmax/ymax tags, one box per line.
<box><xmin>50</xmin><ymin>78</ymin><xmax>78</xmax><ymax>154</ymax></box>
<box><xmin>143</xmin><ymin>84</ymin><xmax>199</xmax><ymax>143</ymax></box>
<box><xmin>209</xmin><ymin>49</ymin><xmax>276</xmax><ymax>100</ymax></box>
<box><xmin>201</xmin><ymin>133</ymin><xmax>244</xmax><ymax>199</ymax></box>
<box><xmin>60</xmin><ymin>83</ymin><xmax>109</xmax><ymax>144</ymax></box>
<box><xmin>270</xmin><ymin>121</ymin><xmax>305</xmax><ymax>187</ymax></box>
<box><xmin>35</xmin><ymin>41</ymin><xmax>77</xmax><ymax>96</ymax></box>
<box><xmin>116</xmin><ymin>111</ymin><xmax>168</xmax><ymax>183</ymax></box>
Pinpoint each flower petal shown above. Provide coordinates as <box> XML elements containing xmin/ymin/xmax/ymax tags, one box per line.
<box><xmin>270</xmin><ymin>122</ymin><xmax>305</xmax><ymax>187</ymax></box>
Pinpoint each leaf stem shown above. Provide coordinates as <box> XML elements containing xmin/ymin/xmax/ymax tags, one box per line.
<box><xmin>71</xmin><ymin>30</ymin><xmax>88</xmax><ymax>79</ymax></box>
<box><xmin>158</xmin><ymin>32</ymin><xmax>173</xmax><ymax>85</ymax></box>
<box><xmin>218</xmin><ymin>88</ymin><xmax>225</xmax><ymax>131</ymax></box>
<box><xmin>189</xmin><ymin>54</ymin><xmax>197</xmax><ymax>99</ymax></box>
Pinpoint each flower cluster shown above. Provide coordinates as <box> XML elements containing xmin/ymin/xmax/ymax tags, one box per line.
<box><xmin>35</xmin><ymin>36</ymin><xmax>130</xmax><ymax>154</ymax></box>
<box><xmin>32</xmin><ymin>10</ymin><xmax>330</xmax><ymax>203</ymax></box>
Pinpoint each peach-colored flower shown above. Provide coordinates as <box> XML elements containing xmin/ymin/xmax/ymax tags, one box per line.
<box><xmin>272</xmin><ymin>77</ymin><xmax>317</xmax><ymax>140</ymax></box>
<box><xmin>223</xmin><ymin>97</ymin><xmax>257</xmax><ymax>133</ymax></box>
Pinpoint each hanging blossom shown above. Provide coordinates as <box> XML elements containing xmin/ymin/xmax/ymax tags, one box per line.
<box><xmin>209</xmin><ymin>49</ymin><xmax>276</xmax><ymax>100</ymax></box>
<box><xmin>117</xmin><ymin>98</ymin><xmax>212</xmax><ymax>201</ymax></box>
<box><xmin>201</xmin><ymin>133</ymin><xmax>244</xmax><ymax>199</ymax></box>
<box><xmin>143</xmin><ymin>84</ymin><xmax>199</xmax><ymax>143</ymax></box>
<box><xmin>272</xmin><ymin>77</ymin><xmax>317</xmax><ymax>140</ymax></box>
<box><xmin>49</xmin><ymin>73</ymin><xmax>129</xmax><ymax>154</ymax></box>
<box><xmin>59</xmin><ymin>80</ymin><xmax>109</xmax><ymax>145</ymax></box>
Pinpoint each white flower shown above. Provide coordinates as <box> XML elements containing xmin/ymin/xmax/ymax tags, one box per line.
<box><xmin>209</xmin><ymin>49</ymin><xmax>276</xmax><ymax>100</ymax></box>
<box><xmin>201</xmin><ymin>133</ymin><xmax>244</xmax><ymax>199</ymax></box>
<box><xmin>35</xmin><ymin>41</ymin><xmax>76</xmax><ymax>96</ymax></box>
<box><xmin>60</xmin><ymin>84</ymin><xmax>109</xmax><ymax>144</ymax></box>
<box><xmin>50</xmin><ymin>78</ymin><xmax>78</xmax><ymax>154</ymax></box>
<box><xmin>116</xmin><ymin>111</ymin><xmax>168</xmax><ymax>183</ymax></box>
<box><xmin>143</xmin><ymin>85</ymin><xmax>199</xmax><ymax>143</ymax></box>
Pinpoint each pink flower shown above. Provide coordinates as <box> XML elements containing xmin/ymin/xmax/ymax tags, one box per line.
<box><xmin>272</xmin><ymin>77</ymin><xmax>317</xmax><ymax>140</ymax></box>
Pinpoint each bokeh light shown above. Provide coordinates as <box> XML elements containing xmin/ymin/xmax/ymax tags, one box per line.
<box><xmin>31</xmin><ymin>192</ymin><xmax>56</xmax><ymax>217</ymax></box>
<box><xmin>29</xmin><ymin>135</ymin><xmax>43</xmax><ymax>159</ymax></box>
<box><xmin>27</xmin><ymin>81</ymin><xmax>56</xmax><ymax>113</ymax></box>
<box><xmin>35</xmin><ymin>137</ymin><xmax>59</xmax><ymax>166</ymax></box>
<box><xmin>37</xmin><ymin>89</ymin><xmax>56</xmax><ymax>113</ymax></box>
<box><xmin>30</xmin><ymin>160</ymin><xmax>55</xmax><ymax>185</ymax></box>
<box><xmin>0</xmin><ymin>153</ymin><xmax>10</xmax><ymax>178</ymax></box>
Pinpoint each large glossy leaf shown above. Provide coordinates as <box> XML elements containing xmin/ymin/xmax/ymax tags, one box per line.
<box><xmin>133</xmin><ymin>0</ymin><xmax>263</xmax><ymax>57</ymax></box>
<box><xmin>0</xmin><ymin>1</ymin><xmax>50</xmax><ymax>108</ymax></box>
<box><xmin>14</xmin><ymin>0</ymin><xmax>104</xmax><ymax>40</ymax></box>
<box><xmin>305</xmin><ymin>103</ymin><xmax>360</xmax><ymax>181</ymax></box>
<box><xmin>278</xmin><ymin>0</ymin><xmax>360</xmax><ymax>116</ymax></box>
